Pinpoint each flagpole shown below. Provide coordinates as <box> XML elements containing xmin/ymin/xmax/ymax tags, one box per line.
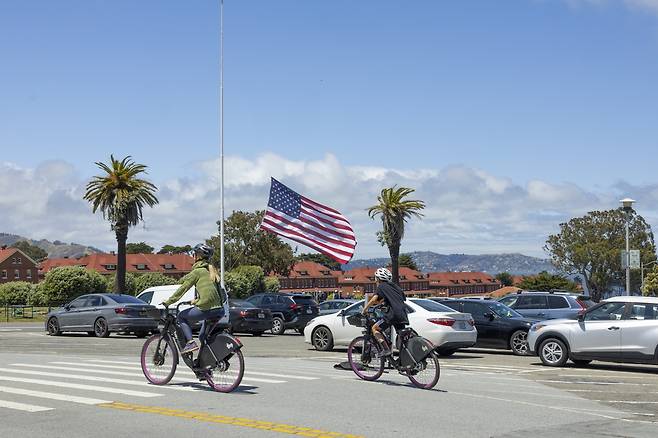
<box><xmin>219</xmin><ymin>0</ymin><xmax>226</xmax><ymax>290</ymax></box>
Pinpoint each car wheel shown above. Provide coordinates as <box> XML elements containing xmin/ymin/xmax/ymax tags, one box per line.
<box><xmin>311</xmin><ymin>326</ymin><xmax>334</xmax><ymax>351</ymax></box>
<box><xmin>46</xmin><ymin>317</ymin><xmax>61</xmax><ymax>336</ymax></box>
<box><xmin>572</xmin><ymin>359</ymin><xmax>592</xmax><ymax>367</ymax></box>
<box><xmin>539</xmin><ymin>338</ymin><xmax>569</xmax><ymax>367</ymax></box>
<box><xmin>94</xmin><ymin>317</ymin><xmax>110</xmax><ymax>338</ymax></box>
<box><xmin>270</xmin><ymin>317</ymin><xmax>285</xmax><ymax>335</ymax></box>
<box><xmin>510</xmin><ymin>330</ymin><xmax>530</xmax><ymax>356</ymax></box>
<box><xmin>252</xmin><ymin>331</ymin><xmax>264</xmax><ymax>337</ymax></box>
<box><xmin>437</xmin><ymin>349</ymin><xmax>456</xmax><ymax>357</ymax></box>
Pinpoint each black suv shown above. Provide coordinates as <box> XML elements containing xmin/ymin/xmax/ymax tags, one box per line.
<box><xmin>433</xmin><ymin>298</ymin><xmax>537</xmax><ymax>355</ymax></box>
<box><xmin>246</xmin><ymin>293</ymin><xmax>319</xmax><ymax>335</ymax></box>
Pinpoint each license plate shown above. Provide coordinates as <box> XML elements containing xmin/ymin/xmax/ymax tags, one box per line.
<box><xmin>258</xmin><ymin>313</ymin><xmax>265</xmax><ymax>319</ymax></box>
<box><xmin>306</xmin><ymin>308</ymin><xmax>312</xmax><ymax>314</ymax></box>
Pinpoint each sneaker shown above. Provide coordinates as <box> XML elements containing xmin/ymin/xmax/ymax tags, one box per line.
<box><xmin>181</xmin><ymin>340</ymin><xmax>199</xmax><ymax>354</ymax></box>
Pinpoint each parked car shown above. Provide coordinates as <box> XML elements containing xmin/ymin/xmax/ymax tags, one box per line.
<box><xmin>318</xmin><ymin>299</ymin><xmax>357</xmax><ymax>315</ymax></box>
<box><xmin>433</xmin><ymin>298</ymin><xmax>537</xmax><ymax>355</ymax></box>
<box><xmin>246</xmin><ymin>293</ymin><xmax>319</xmax><ymax>335</ymax></box>
<box><xmin>498</xmin><ymin>291</ymin><xmax>595</xmax><ymax>320</ymax></box>
<box><xmin>528</xmin><ymin>296</ymin><xmax>658</xmax><ymax>367</ymax></box>
<box><xmin>304</xmin><ymin>298</ymin><xmax>476</xmax><ymax>354</ymax></box>
<box><xmin>45</xmin><ymin>294</ymin><xmax>159</xmax><ymax>338</ymax></box>
<box><xmin>228</xmin><ymin>299</ymin><xmax>272</xmax><ymax>336</ymax></box>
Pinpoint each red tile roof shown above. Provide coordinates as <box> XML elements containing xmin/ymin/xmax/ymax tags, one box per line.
<box><xmin>0</xmin><ymin>247</ymin><xmax>37</xmax><ymax>266</ymax></box>
<box><xmin>426</xmin><ymin>271</ymin><xmax>499</xmax><ymax>287</ymax></box>
<box><xmin>278</xmin><ymin>261</ymin><xmax>340</xmax><ymax>279</ymax></box>
<box><xmin>40</xmin><ymin>253</ymin><xmax>195</xmax><ymax>276</ymax></box>
<box><xmin>339</xmin><ymin>266</ymin><xmax>426</xmax><ymax>283</ymax></box>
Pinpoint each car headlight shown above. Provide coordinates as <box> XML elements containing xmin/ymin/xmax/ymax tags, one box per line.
<box><xmin>530</xmin><ymin>323</ymin><xmax>546</xmax><ymax>332</ymax></box>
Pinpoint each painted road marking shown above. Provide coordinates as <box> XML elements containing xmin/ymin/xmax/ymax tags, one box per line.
<box><xmin>99</xmin><ymin>401</ymin><xmax>364</xmax><ymax>437</ymax></box>
<box><xmin>52</xmin><ymin>361</ymin><xmax>286</xmax><ymax>384</ymax></box>
<box><xmin>0</xmin><ymin>375</ymin><xmax>161</xmax><ymax>398</ymax></box>
<box><xmin>0</xmin><ymin>399</ymin><xmax>53</xmax><ymax>412</ymax></box>
<box><xmin>0</xmin><ymin>385</ymin><xmax>110</xmax><ymax>405</ymax></box>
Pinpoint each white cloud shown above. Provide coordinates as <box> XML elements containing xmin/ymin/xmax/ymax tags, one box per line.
<box><xmin>1</xmin><ymin>155</ymin><xmax>656</xmax><ymax>260</ymax></box>
<box><xmin>560</xmin><ymin>0</ymin><xmax>658</xmax><ymax>14</ymax></box>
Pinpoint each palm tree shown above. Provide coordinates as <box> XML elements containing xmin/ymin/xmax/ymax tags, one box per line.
<box><xmin>368</xmin><ymin>187</ymin><xmax>425</xmax><ymax>285</ymax></box>
<box><xmin>84</xmin><ymin>155</ymin><xmax>159</xmax><ymax>293</ymax></box>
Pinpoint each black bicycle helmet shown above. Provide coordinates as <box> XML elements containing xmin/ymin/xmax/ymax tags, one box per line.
<box><xmin>193</xmin><ymin>243</ymin><xmax>214</xmax><ymax>259</ymax></box>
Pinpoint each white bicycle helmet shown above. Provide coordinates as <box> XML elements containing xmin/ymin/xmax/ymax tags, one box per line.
<box><xmin>374</xmin><ymin>267</ymin><xmax>392</xmax><ymax>282</ymax></box>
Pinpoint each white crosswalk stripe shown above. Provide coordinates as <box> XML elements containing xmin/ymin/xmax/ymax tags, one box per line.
<box><xmin>0</xmin><ymin>399</ymin><xmax>53</xmax><ymax>412</ymax></box>
<box><xmin>0</xmin><ymin>385</ymin><xmax>110</xmax><ymax>405</ymax></box>
<box><xmin>0</xmin><ymin>375</ymin><xmax>160</xmax><ymax>398</ymax></box>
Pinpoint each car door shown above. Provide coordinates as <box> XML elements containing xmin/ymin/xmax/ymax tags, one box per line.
<box><xmin>546</xmin><ymin>295</ymin><xmax>572</xmax><ymax>319</ymax></box>
<box><xmin>59</xmin><ymin>296</ymin><xmax>88</xmax><ymax>330</ymax></box>
<box><xmin>618</xmin><ymin>302</ymin><xmax>658</xmax><ymax>362</ymax></box>
<box><xmin>514</xmin><ymin>295</ymin><xmax>549</xmax><ymax>319</ymax></box>
<box><xmin>333</xmin><ymin>302</ymin><xmax>364</xmax><ymax>345</ymax></box>
<box><xmin>570</xmin><ymin>302</ymin><xmax>625</xmax><ymax>360</ymax></box>
<box><xmin>75</xmin><ymin>295</ymin><xmax>102</xmax><ymax>330</ymax></box>
<box><xmin>463</xmin><ymin>302</ymin><xmax>498</xmax><ymax>347</ymax></box>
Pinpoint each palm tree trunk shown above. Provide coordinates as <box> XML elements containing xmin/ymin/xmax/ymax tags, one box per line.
<box><xmin>389</xmin><ymin>243</ymin><xmax>401</xmax><ymax>286</ymax></box>
<box><xmin>115</xmin><ymin>220</ymin><xmax>129</xmax><ymax>294</ymax></box>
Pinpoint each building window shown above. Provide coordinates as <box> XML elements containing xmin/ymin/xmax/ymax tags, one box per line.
<box><xmin>136</xmin><ymin>264</ymin><xmax>147</xmax><ymax>270</ymax></box>
<box><xmin>106</xmin><ymin>264</ymin><xmax>117</xmax><ymax>270</ymax></box>
<box><xmin>14</xmin><ymin>269</ymin><xmax>20</xmax><ymax>279</ymax></box>
<box><xmin>17</xmin><ymin>257</ymin><xmax>22</xmax><ymax>264</ymax></box>
<box><xmin>1</xmin><ymin>270</ymin><xmax>6</xmax><ymax>279</ymax></box>
<box><xmin>26</xmin><ymin>270</ymin><xmax>32</xmax><ymax>280</ymax></box>
<box><xmin>163</xmin><ymin>263</ymin><xmax>175</xmax><ymax>269</ymax></box>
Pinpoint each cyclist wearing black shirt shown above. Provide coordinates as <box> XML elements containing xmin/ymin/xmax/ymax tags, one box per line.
<box><xmin>362</xmin><ymin>267</ymin><xmax>409</xmax><ymax>356</ymax></box>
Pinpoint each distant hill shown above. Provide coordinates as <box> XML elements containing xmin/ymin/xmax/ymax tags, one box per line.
<box><xmin>0</xmin><ymin>233</ymin><xmax>102</xmax><ymax>259</ymax></box>
<box><xmin>345</xmin><ymin>251</ymin><xmax>556</xmax><ymax>275</ymax></box>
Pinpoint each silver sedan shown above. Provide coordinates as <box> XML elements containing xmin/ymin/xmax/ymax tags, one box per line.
<box><xmin>45</xmin><ymin>293</ymin><xmax>159</xmax><ymax>338</ymax></box>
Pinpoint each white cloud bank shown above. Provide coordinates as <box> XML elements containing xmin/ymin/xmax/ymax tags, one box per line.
<box><xmin>2</xmin><ymin>154</ymin><xmax>657</xmax><ymax>259</ymax></box>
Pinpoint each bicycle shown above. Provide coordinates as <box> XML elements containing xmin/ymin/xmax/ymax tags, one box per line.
<box><xmin>346</xmin><ymin>308</ymin><xmax>440</xmax><ymax>390</ymax></box>
<box><xmin>140</xmin><ymin>301</ymin><xmax>245</xmax><ymax>393</ymax></box>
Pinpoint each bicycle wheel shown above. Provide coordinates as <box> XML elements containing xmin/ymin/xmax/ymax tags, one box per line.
<box><xmin>347</xmin><ymin>336</ymin><xmax>384</xmax><ymax>381</ymax></box>
<box><xmin>205</xmin><ymin>350</ymin><xmax>245</xmax><ymax>393</ymax></box>
<box><xmin>141</xmin><ymin>334</ymin><xmax>178</xmax><ymax>385</ymax></box>
<box><xmin>406</xmin><ymin>351</ymin><xmax>440</xmax><ymax>390</ymax></box>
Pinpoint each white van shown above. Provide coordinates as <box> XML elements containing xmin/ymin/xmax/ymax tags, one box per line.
<box><xmin>136</xmin><ymin>285</ymin><xmax>230</xmax><ymax>325</ymax></box>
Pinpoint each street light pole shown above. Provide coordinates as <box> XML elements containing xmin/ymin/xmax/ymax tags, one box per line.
<box><xmin>620</xmin><ymin>198</ymin><xmax>635</xmax><ymax>296</ymax></box>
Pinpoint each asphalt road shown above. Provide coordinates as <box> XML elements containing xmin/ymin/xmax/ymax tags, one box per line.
<box><xmin>1</xmin><ymin>324</ymin><xmax>658</xmax><ymax>437</ymax></box>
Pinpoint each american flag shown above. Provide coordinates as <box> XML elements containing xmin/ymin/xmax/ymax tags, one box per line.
<box><xmin>260</xmin><ymin>178</ymin><xmax>357</xmax><ymax>264</ymax></box>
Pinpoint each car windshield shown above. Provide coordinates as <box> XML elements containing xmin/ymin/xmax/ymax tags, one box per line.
<box><xmin>106</xmin><ymin>294</ymin><xmax>146</xmax><ymax>304</ymax></box>
<box><xmin>291</xmin><ymin>296</ymin><xmax>318</xmax><ymax>306</ymax></box>
<box><xmin>487</xmin><ymin>301</ymin><xmax>523</xmax><ymax>318</ymax></box>
<box><xmin>230</xmin><ymin>300</ymin><xmax>256</xmax><ymax>308</ymax></box>
<box><xmin>411</xmin><ymin>299</ymin><xmax>455</xmax><ymax>313</ymax></box>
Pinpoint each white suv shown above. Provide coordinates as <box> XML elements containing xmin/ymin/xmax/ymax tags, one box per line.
<box><xmin>528</xmin><ymin>296</ymin><xmax>658</xmax><ymax>367</ymax></box>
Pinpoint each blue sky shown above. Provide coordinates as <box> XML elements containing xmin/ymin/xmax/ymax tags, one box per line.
<box><xmin>1</xmin><ymin>0</ymin><xmax>658</xmax><ymax>258</ymax></box>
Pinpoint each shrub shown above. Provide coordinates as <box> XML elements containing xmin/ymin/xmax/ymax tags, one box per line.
<box><xmin>40</xmin><ymin>266</ymin><xmax>107</xmax><ymax>304</ymax></box>
<box><xmin>0</xmin><ymin>282</ymin><xmax>33</xmax><ymax>305</ymax></box>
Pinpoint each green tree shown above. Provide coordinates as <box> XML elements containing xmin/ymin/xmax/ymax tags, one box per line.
<box><xmin>296</xmin><ymin>252</ymin><xmax>341</xmax><ymax>271</ymax></box>
<box><xmin>207</xmin><ymin>210</ymin><xmax>295</xmax><ymax>276</ymax></box>
<box><xmin>158</xmin><ymin>244</ymin><xmax>192</xmax><ymax>254</ymax></box>
<box><xmin>126</xmin><ymin>242</ymin><xmax>154</xmax><ymax>254</ymax></box>
<box><xmin>40</xmin><ymin>266</ymin><xmax>107</xmax><ymax>304</ymax></box>
<box><xmin>84</xmin><ymin>155</ymin><xmax>159</xmax><ymax>293</ymax></box>
<box><xmin>517</xmin><ymin>271</ymin><xmax>578</xmax><ymax>292</ymax></box>
<box><xmin>545</xmin><ymin>208</ymin><xmax>656</xmax><ymax>301</ymax></box>
<box><xmin>105</xmin><ymin>272</ymin><xmax>138</xmax><ymax>295</ymax></box>
<box><xmin>495</xmin><ymin>272</ymin><xmax>514</xmax><ymax>287</ymax></box>
<box><xmin>264</xmin><ymin>277</ymin><xmax>280</xmax><ymax>293</ymax></box>
<box><xmin>398</xmin><ymin>254</ymin><xmax>418</xmax><ymax>271</ymax></box>
<box><xmin>643</xmin><ymin>266</ymin><xmax>658</xmax><ymax>296</ymax></box>
<box><xmin>0</xmin><ymin>282</ymin><xmax>33</xmax><ymax>305</ymax></box>
<box><xmin>28</xmin><ymin>283</ymin><xmax>47</xmax><ymax>306</ymax></box>
<box><xmin>368</xmin><ymin>187</ymin><xmax>425</xmax><ymax>285</ymax></box>
<box><xmin>133</xmin><ymin>272</ymin><xmax>178</xmax><ymax>294</ymax></box>
<box><xmin>10</xmin><ymin>241</ymin><xmax>48</xmax><ymax>263</ymax></box>
<box><xmin>224</xmin><ymin>271</ymin><xmax>252</xmax><ymax>299</ymax></box>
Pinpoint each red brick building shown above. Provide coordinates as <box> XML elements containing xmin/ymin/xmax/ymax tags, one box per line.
<box><xmin>0</xmin><ymin>247</ymin><xmax>39</xmax><ymax>284</ymax></box>
<box><xmin>338</xmin><ymin>266</ymin><xmax>431</xmax><ymax>297</ymax></box>
<box><xmin>277</xmin><ymin>261</ymin><xmax>341</xmax><ymax>293</ymax></box>
<box><xmin>39</xmin><ymin>253</ymin><xmax>195</xmax><ymax>280</ymax></box>
<box><xmin>426</xmin><ymin>272</ymin><xmax>500</xmax><ymax>297</ymax></box>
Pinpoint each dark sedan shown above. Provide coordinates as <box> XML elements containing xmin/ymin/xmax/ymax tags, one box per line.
<box><xmin>46</xmin><ymin>294</ymin><xmax>159</xmax><ymax>338</ymax></box>
<box><xmin>432</xmin><ymin>298</ymin><xmax>537</xmax><ymax>355</ymax></box>
<box><xmin>228</xmin><ymin>299</ymin><xmax>273</xmax><ymax>336</ymax></box>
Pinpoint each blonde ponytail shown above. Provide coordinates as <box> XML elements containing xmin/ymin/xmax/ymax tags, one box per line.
<box><xmin>208</xmin><ymin>263</ymin><xmax>220</xmax><ymax>283</ymax></box>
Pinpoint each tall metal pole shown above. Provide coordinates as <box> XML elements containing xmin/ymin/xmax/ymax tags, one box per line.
<box><xmin>625</xmin><ymin>214</ymin><xmax>630</xmax><ymax>296</ymax></box>
<box><xmin>219</xmin><ymin>0</ymin><xmax>225</xmax><ymax>290</ymax></box>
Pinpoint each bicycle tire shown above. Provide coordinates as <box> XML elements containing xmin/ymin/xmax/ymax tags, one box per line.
<box><xmin>406</xmin><ymin>351</ymin><xmax>440</xmax><ymax>390</ymax></box>
<box><xmin>347</xmin><ymin>336</ymin><xmax>385</xmax><ymax>381</ymax></box>
<box><xmin>205</xmin><ymin>350</ymin><xmax>245</xmax><ymax>393</ymax></box>
<box><xmin>141</xmin><ymin>334</ymin><xmax>178</xmax><ymax>385</ymax></box>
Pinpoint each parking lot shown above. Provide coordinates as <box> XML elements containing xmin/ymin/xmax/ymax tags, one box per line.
<box><xmin>1</xmin><ymin>324</ymin><xmax>658</xmax><ymax>437</ymax></box>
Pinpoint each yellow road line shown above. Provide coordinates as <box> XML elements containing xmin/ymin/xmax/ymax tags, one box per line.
<box><xmin>98</xmin><ymin>402</ymin><xmax>364</xmax><ymax>437</ymax></box>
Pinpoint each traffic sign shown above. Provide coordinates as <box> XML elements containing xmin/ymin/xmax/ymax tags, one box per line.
<box><xmin>621</xmin><ymin>251</ymin><xmax>628</xmax><ymax>269</ymax></box>
<box><xmin>630</xmin><ymin>250</ymin><xmax>641</xmax><ymax>269</ymax></box>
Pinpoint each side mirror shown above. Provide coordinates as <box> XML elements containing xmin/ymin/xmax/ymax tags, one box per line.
<box><xmin>338</xmin><ymin>310</ymin><xmax>345</xmax><ymax>317</ymax></box>
<box><xmin>577</xmin><ymin>313</ymin><xmax>585</xmax><ymax>322</ymax></box>
<box><xmin>64</xmin><ymin>304</ymin><xmax>71</xmax><ymax>311</ymax></box>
